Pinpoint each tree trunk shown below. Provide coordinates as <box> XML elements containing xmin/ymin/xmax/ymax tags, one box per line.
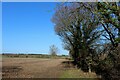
<box><xmin>88</xmin><ymin>64</ymin><xmax>91</xmax><ymax>73</ymax></box>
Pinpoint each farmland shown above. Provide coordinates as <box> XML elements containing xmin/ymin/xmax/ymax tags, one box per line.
<box><xmin>2</xmin><ymin>58</ymin><xmax>65</xmax><ymax>78</ymax></box>
<box><xmin>2</xmin><ymin>54</ymin><xmax>98</xmax><ymax>78</ymax></box>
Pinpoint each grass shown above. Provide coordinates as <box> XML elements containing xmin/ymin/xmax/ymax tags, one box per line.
<box><xmin>1</xmin><ymin>55</ymin><xmax>10</xmax><ymax>59</ymax></box>
<box><xmin>60</xmin><ymin>69</ymin><xmax>81</xmax><ymax>78</ymax></box>
<box><xmin>0</xmin><ymin>54</ymin><xmax>3</xmax><ymax>59</ymax></box>
<box><xmin>60</xmin><ymin>68</ymin><xmax>99</xmax><ymax>80</ymax></box>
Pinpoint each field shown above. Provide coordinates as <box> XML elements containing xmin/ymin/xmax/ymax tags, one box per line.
<box><xmin>2</xmin><ymin>56</ymin><xmax>99</xmax><ymax>78</ymax></box>
<box><xmin>2</xmin><ymin>58</ymin><xmax>65</xmax><ymax>78</ymax></box>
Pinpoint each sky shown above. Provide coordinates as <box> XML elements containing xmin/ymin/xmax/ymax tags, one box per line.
<box><xmin>0</xmin><ymin>2</ymin><xmax>1</xmax><ymax>54</ymax></box>
<box><xmin>2</xmin><ymin>2</ymin><xmax>69</xmax><ymax>55</ymax></box>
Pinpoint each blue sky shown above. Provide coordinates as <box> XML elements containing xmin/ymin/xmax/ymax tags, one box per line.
<box><xmin>2</xmin><ymin>2</ymin><xmax>68</xmax><ymax>55</ymax></box>
<box><xmin>0</xmin><ymin>2</ymin><xmax>1</xmax><ymax>54</ymax></box>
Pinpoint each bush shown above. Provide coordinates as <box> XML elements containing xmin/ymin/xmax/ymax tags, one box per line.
<box><xmin>94</xmin><ymin>45</ymin><xmax>120</xmax><ymax>80</ymax></box>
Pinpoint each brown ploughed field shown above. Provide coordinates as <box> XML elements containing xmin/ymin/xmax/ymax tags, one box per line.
<box><xmin>2</xmin><ymin>58</ymin><xmax>98</xmax><ymax>78</ymax></box>
<box><xmin>2</xmin><ymin>58</ymin><xmax>66</xmax><ymax>78</ymax></box>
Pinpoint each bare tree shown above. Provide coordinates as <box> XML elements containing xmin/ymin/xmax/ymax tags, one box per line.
<box><xmin>52</xmin><ymin>3</ymin><xmax>102</xmax><ymax>72</ymax></box>
<box><xmin>49</xmin><ymin>45</ymin><xmax>58</xmax><ymax>56</ymax></box>
<box><xmin>51</xmin><ymin>2</ymin><xmax>120</xmax><ymax>79</ymax></box>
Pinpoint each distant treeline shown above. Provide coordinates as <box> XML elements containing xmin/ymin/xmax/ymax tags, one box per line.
<box><xmin>2</xmin><ymin>53</ymin><xmax>69</xmax><ymax>58</ymax></box>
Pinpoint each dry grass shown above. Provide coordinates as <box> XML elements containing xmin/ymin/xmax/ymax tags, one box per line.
<box><xmin>60</xmin><ymin>69</ymin><xmax>98</xmax><ymax>78</ymax></box>
<box><xmin>2</xmin><ymin>58</ymin><xmax>99</xmax><ymax>78</ymax></box>
<box><xmin>2</xmin><ymin>58</ymin><xmax>64</xmax><ymax>78</ymax></box>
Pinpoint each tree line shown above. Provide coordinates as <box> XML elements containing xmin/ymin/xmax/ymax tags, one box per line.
<box><xmin>52</xmin><ymin>2</ymin><xmax>120</xmax><ymax>80</ymax></box>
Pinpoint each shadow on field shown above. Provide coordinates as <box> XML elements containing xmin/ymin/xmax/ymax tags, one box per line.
<box><xmin>62</xmin><ymin>60</ymin><xmax>93</xmax><ymax>72</ymax></box>
<box><xmin>2</xmin><ymin>66</ymin><xmax>22</xmax><ymax>77</ymax></box>
<box><xmin>62</xmin><ymin>60</ymin><xmax>76</xmax><ymax>69</ymax></box>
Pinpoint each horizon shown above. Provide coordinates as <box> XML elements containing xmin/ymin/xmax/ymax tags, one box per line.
<box><xmin>2</xmin><ymin>2</ymin><xmax>69</xmax><ymax>55</ymax></box>
<box><xmin>2</xmin><ymin>52</ymin><xmax>69</xmax><ymax>55</ymax></box>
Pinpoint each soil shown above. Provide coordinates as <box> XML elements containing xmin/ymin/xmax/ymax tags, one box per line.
<box><xmin>2</xmin><ymin>58</ymin><xmax>71</xmax><ymax>78</ymax></box>
<box><xmin>2</xmin><ymin>58</ymin><xmax>98</xmax><ymax>78</ymax></box>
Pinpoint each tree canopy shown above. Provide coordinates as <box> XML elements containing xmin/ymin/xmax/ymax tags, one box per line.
<box><xmin>52</xmin><ymin>2</ymin><xmax>120</xmax><ymax>80</ymax></box>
